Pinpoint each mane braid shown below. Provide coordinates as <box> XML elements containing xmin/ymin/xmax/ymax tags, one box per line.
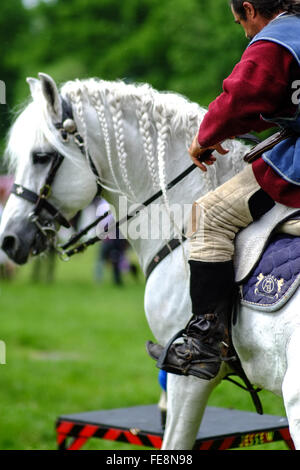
<box><xmin>185</xmin><ymin>112</ymin><xmax>215</xmax><ymax>194</ymax></box>
<box><xmin>156</xmin><ymin>105</ymin><xmax>170</xmax><ymax>208</ymax></box>
<box><xmin>90</xmin><ymin>90</ymin><xmax>123</xmax><ymax>195</ymax></box>
<box><xmin>135</xmin><ymin>94</ymin><xmax>159</xmax><ymax>190</ymax></box>
<box><xmin>108</xmin><ymin>91</ymin><xmax>136</xmax><ymax>201</ymax></box>
<box><xmin>231</xmin><ymin>140</ymin><xmax>246</xmax><ymax>175</ymax></box>
<box><xmin>155</xmin><ymin>104</ymin><xmax>186</xmax><ymax>243</ymax></box>
<box><xmin>67</xmin><ymin>85</ymin><xmax>90</xmax><ymax>167</ymax></box>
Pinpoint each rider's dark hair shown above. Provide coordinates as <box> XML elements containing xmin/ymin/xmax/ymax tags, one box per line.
<box><xmin>231</xmin><ymin>0</ymin><xmax>300</xmax><ymax>19</ymax></box>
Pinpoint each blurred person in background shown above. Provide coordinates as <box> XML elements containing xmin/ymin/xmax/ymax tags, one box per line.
<box><xmin>94</xmin><ymin>199</ymin><xmax>139</xmax><ymax>286</ymax></box>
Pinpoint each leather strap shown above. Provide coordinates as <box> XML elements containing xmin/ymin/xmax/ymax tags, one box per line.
<box><xmin>146</xmin><ymin>237</ymin><xmax>186</xmax><ymax>280</ymax></box>
<box><xmin>243</xmin><ymin>128</ymin><xmax>296</xmax><ymax>163</ymax></box>
<box><xmin>11</xmin><ymin>183</ymin><xmax>70</xmax><ymax>228</ymax></box>
<box><xmin>32</xmin><ymin>152</ymin><xmax>65</xmax><ymax>217</ymax></box>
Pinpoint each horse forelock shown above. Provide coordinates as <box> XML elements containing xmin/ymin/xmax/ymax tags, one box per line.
<box><xmin>5</xmin><ymin>88</ymin><xmax>87</xmax><ymax>175</ymax></box>
<box><xmin>5</xmin><ymin>101</ymin><xmax>46</xmax><ymax>173</ymax></box>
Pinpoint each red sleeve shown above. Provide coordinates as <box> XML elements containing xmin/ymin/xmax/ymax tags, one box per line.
<box><xmin>198</xmin><ymin>40</ymin><xmax>298</xmax><ymax>147</ymax></box>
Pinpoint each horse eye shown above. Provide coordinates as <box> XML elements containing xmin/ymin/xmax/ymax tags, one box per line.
<box><xmin>32</xmin><ymin>151</ymin><xmax>54</xmax><ymax>165</ymax></box>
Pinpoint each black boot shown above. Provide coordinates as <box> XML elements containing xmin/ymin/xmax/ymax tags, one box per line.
<box><xmin>146</xmin><ymin>260</ymin><xmax>235</xmax><ymax>380</ymax></box>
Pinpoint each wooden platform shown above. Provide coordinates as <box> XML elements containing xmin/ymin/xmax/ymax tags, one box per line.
<box><xmin>56</xmin><ymin>404</ymin><xmax>294</xmax><ymax>450</ymax></box>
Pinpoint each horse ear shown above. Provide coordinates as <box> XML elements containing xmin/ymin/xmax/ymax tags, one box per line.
<box><xmin>38</xmin><ymin>73</ymin><xmax>63</xmax><ymax>122</ymax></box>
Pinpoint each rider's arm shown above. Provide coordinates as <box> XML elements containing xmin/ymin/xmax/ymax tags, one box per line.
<box><xmin>197</xmin><ymin>40</ymin><xmax>298</xmax><ymax>148</ymax></box>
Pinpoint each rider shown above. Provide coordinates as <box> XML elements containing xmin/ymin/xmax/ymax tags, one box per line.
<box><xmin>147</xmin><ymin>0</ymin><xmax>300</xmax><ymax>380</ymax></box>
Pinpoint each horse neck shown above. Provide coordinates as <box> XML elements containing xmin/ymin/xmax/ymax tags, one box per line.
<box><xmin>70</xmin><ymin>82</ymin><xmax>247</xmax><ymax>274</ymax></box>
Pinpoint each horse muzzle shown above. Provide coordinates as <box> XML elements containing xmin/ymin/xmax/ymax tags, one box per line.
<box><xmin>0</xmin><ymin>217</ymin><xmax>52</xmax><ymax>265</ymax></box>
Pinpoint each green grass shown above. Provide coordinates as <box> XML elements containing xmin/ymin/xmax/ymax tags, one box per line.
<box><xmin>0</xmin><ymin>246</ymin><xmax>290</xmax><ymax>450</ymax></box>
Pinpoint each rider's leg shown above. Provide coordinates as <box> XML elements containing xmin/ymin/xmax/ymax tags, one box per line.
<box><xmin>147</xmin><ymin>164</ymin><xmax>275</xmax><ymax>380</ymax></box>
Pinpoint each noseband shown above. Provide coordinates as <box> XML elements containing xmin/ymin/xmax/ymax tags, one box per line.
<box><xmin>11</xmin><ymin>97</ymin><xmax>102</xmax><ymax>242</ymax></box>
<box><xmin>12</xmin><ymin>152</ymin><xmax>69</xmax><ymax>230</ymax></box>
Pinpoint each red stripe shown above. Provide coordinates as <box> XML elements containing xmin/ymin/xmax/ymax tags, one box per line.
<box><xmin>57</xmin><ymin>434</ymin><xmax>67</xmax><ymax>446</ymax></box>
<box><xmin>198</xmin><ymin>440</ymin><xmax>214</xmax><ymax>450</ymax></box>
<box><xmin>123</xmin><ymin>431</ymin><xmax>143</xmax><ymax>446</ymax></box>
<box><xmin>103</xmin><ymin>428</ymin><xmax>122</xmax><ymax>441</ymax></box>
<box><xmin>146</xmin><ymin>434</ymin><xmax>163</xmax><ymax>449</ymax></box>
<box><xmin>79</xmin><ymin>424</ymin><xmax>99</xmax><ymax>438</ymax></box>
<box><xmin>279</xmin><ymin>428</ymin><xmax>295</xmax><ymax>450</ymax></box>
<box><xmin>68</xmin><ymin>437</ymin><xmax>89</xmax><ymax>451</ymax></box>
<box><xmin>57</xmin><ymin>421</ymin><xmax>74</xmax><ymax>435</ymax></box>
<box><xmin>218</xmin><ymin>436</ymin><xmax>236</xmax><ymax>450</ymax></box>
<box><xmin>56</xmin><ymin>421</ymin><xmax>75</xmax><ymax>445</ymax></box>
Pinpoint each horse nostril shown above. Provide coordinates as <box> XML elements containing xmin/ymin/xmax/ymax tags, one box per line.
<box><xmin>1</xmin><ymin>234</ymin><xmax>20</xmax><ymax>257</ymax></box>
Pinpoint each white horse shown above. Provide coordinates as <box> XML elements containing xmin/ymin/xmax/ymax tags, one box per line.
<box><xmin>1</xmin><ymin>73</ymin><xmax>300</xmax><ymax>450</ymax></box>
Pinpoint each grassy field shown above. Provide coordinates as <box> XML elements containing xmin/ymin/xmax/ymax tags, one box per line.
<box><xmin>0</xmin><ymin>246</ymin><xmax>290</xmax><ymax>450</ymax></box>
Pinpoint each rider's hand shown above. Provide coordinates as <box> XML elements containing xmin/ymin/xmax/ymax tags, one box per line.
<box><xmin>188</xmin><ymin>134</ymin><xmax>229</xmax><ymax>172</ymax></box>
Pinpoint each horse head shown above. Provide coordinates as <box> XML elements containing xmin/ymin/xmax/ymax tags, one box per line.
<box><xmin>0</xmin><ymin>73</ymin><xmax>98</xmax><ymax>264</ymax></box>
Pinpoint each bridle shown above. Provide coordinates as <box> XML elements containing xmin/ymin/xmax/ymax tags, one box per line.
<box><xmin>11</xmin><ymin>96</ymin><xmax>102</xmax><ymax>253</ymax></box>
<box><xmin>12</xmin><ymin>152</ymin><xmax>70</xmax><ymax>231</ymax></box>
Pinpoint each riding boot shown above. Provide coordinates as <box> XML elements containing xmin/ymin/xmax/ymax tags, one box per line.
<box><xmin>146</xmin><ymin>260</ymin><xmax>235</xmax><ymax>380</ymax></box>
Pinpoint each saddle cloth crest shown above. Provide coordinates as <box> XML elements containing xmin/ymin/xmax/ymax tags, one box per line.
<box><xmin>234</xmin><ymin>203</ymin><xmax>300</xmax><ymax>312</ymax></box>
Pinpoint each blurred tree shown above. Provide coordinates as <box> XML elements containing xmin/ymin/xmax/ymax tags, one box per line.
<box><xmin>1</xmin><ymin>0</ymin><xmax>249</xmax><ymax>165</ymax></box>
<box><xmin>11</xmin><ymin>0</ymin><xmax>248</xmax><ymax>103</ymax></box>
<box><xmin>0</xmin><ymin>0</ymin><xmax>29</xmax><ymax>163</ymax></box>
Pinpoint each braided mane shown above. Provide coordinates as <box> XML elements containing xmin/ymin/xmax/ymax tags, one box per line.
<box><xmin>62</xmin><ymin>78</ymin><xmax>209</xmax><ymax>200</ymax></box>
<box><xmin>7</xmin><ymin>77</ymin><xmax>246</xmax><ymax>205</ymax></box>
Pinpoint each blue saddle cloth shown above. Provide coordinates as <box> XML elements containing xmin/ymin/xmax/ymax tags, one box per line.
<box><xmin>240</xmin><ymin>234</ymin><xmax>300</xmax><ymax>311</ymax></box>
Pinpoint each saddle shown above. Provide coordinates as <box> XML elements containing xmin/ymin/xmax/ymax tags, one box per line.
<box><xmin>221</xmin><ymin>204</ymin><xmax>300</xmax><ymax>413</ymax></box>
<box><xmin>235</xmin><ymin>203</ymin><xmax>300</xmax><ymax>311</ymax></box>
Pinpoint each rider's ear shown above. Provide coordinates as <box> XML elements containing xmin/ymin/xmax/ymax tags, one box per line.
<box><xmin>38</xmin><ymin>73</ymin><xmax>63</xmax><ymax>122</ymax></box>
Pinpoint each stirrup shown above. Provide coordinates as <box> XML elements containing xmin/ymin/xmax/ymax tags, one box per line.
<box><xmin>156</xmin><ymin>329</ymin><xmax>186</xmax><ymax>372</ymax></box>
<box><xmin>155</xmin><ymin>328</ymin><xmax>223</xmax><ymax>380</ymax></box>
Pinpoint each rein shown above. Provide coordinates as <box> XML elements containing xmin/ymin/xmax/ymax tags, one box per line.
<box><xmin>58</xmin><ymin>133</ymin><xmax>261</xmax><ymax>262</ymax></box>
<box><xmin>58</xmin><ymin>151</ymin><xmax>213</xmax><ymax>260</ymax></box>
